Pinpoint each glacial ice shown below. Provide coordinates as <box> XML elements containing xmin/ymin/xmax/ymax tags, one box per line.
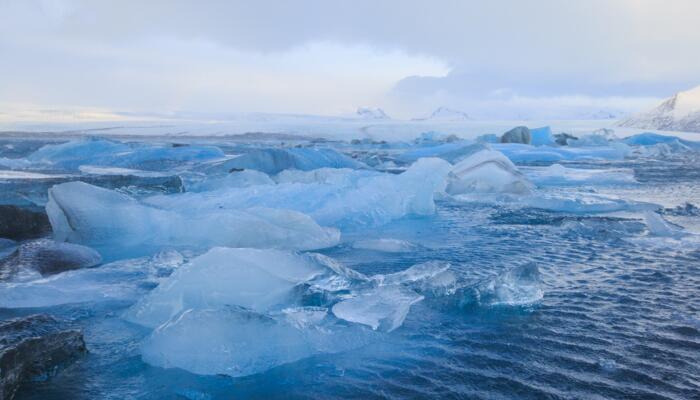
<box><xmin>397</xmin><ymin>142</ymin><xmax>486</xmax><ymax>164</ymax></box>
<box><xmin>623</xmin><ymin>132</ymin><xmax>700</xmax><ymax>150</ymax></box>
<box><xmin>184</xmin><ymin>169</ymin><xmax>274</xmax><ymax>192</ymax></box>
<box><xmin>46</xmin><ymin>182</ymin><xmax>340</xmax><ymax>258</ymax></box>
<box><xmin>492</xmin><ymin>143</ymin><xmax>630</xmax><ymax>162</ymax></box>
<box><xmin>124</xmin><ymin>248</ymin><xmax>332</xmax><ymax>328</ymax></box>
<box><xmin>0</xmin><ymin>239</ymin><xmax>101</xmax><ymax>281</ymax></box>
<box><xmin>521</xmin><ymin>164</ymin><xmax>638</xmax><ymax>187</ymax></box>
<box><xmin>530</xmin><ymin>126</ymin><xmax>555</xmax><ymax>146</ymax></box>
<box><xmin>146</xmin><ymin>157</ymin><xmax>453</xmax><ymax>228</ymax></box>
<box><xmin>331</xmin><ymin>285</ymin><xmax>424</xmax><ymax>332</ymax></box>
<box><xmin>475</xmin><ymin>264</ymin><xmax>543</xmax><ymax>306</ymax></box>
<box><xmin>140</xmin><ymin>305</ymin><xmax>375</xmax><ymax>377</ymax></box>
<box><xmin>201</xmin><ymin>147</ymin><xmax>364</xmax><ymax>175</ymax></box>
<box><xmin>643</xmin><ymin>211</ymin><xmax>687</xmax><ymax>238</ymax></box>
<box><xmin>352</xmin><ymin>238</ymin><xmax>419</xmax><ymax>253</ymax></box>
<box><xmin>0</xmin><ymin>250</ymin><xmax>186</xmax><ymax>308</ymax></box>
<box><xmin>28</xmin><ymin>138</ymin><xmax>224</xmax><ymax>170</ymax></box>
<box><xmin>446</xmin><ymin>149</ymin><xmax>533</xmax><ymax>194</ymax></box>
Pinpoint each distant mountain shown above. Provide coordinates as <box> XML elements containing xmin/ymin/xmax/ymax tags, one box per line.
<box><xmin>580</xmin><ymin>109</ymin><xmax>625</xmax><ymax>120</ymax></box>
<box><xmin>356</xmin><ymin>107</ymin><xmax>390</xmax><ymax>120</ymax></box>
<box><xmin>618</xmin><ymin>85</ymin><xmax>700</xmax><ymax>132</ymax></box>
<box><xmin>414</xmin><ymin>107</ymin><xmax>471</xmax><ymax>121</ymax></box>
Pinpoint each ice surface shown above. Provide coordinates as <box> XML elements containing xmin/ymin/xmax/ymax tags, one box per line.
<box><xmin>352</xmin><ymin>238</ymin><xmax>418</xmax><ymax>253</ymax></box>
<box><xmin>146</xmin><ymin>157</ymin><xmax>452</xmax><ymax>228</ymax></box>
<box><xmin>184</xmin><ymin>169</ymin><xmax>274</xmax><ymax>192</ymax></box>
<box><xmin>0</xmin><ymin>250</ymin><xmax>186</xmax><ymax>308</ymax></box>
<box><xmin>124</xmin><ymin>248</ymin><xmax>331</xmax><ymax>328</ymax></box>
<box><xmin>643</xmin><ymin>211</ymin><xmax>687</xmax><ymax>238</ymax></box>
<box><xmin>28</xmin><ymin>138</ymin><xmax>224</xmax><ymax>170</ymax></box>
<box><xmin>331</xmin><ymin>285</ymin><xmax>424</xmax><ymax>332</ymax></box>
<box><xmin>397</xmin><ymin>142</ymin><xmax>486</xmax><ymax>164</ymax></box>
<box><xmin>46</xmin><ymin>182</ymin><xmax>339</xmax><ymax>258</ymax></box>
<box><xmin>522</xmin><ymin>164</ymin><xmax>637</xmax><ymax>187</ymax></box>
<box><xmin>623</xmin><ymin>132</ymin><xmax>700</xmax><ymax>150</ymax></box>
<box><xmin>567</xmin><ymin>128</ymin><xmax>618</xmax><ymax>147</ymax></box>
<box><xmin>201</xmin><ymin>147</ymin><xmax>364</xmax><ymax>175</ymax></box>
<box><xmin>140</xmin><ymin>305</ymin><xmax>375</xmax><ymax>377</ymax></box>
<box><xmin>530</xmin><ymin>126</ymin><xmax>555</xmax><ymax>146</ymax></box>
<box><xmin>492</xmin><ymin>143</ymin><xmax>630</xmax><ymax>162</ymax></box>
<box><xmin>446</xmin><ymin>149</ymin><xmax>533</xmax><ymax>194</ymax></box>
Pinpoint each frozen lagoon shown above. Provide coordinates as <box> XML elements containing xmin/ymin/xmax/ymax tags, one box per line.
<box><xmin>0</xmin><ymin>126</ymin><xmax>699</xmax><ymax>399</ymax></box>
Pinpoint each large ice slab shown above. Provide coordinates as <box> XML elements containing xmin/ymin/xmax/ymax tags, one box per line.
<box><xmin>521</xmin><ymin>164</ymin><xmax>638</xmax><ymax>187</ymax></box>
<box><xmin>146</xmin><ymin>157</ymin><xmax>453</xmax><ymax>228</ymax></box>
<box><xmin>201</xmin><ymin>147</ymin><xmax>364</xmax><ymax>175</ymax></box>
<box><xmin>28</xmin><ymin>138</ymin><xmax>224</xmax><ymax>170</ymax></box>
<box><xmin>446</xmin><ymin>149</ymin><xmax>533</xmax><ymax>194</ymax></box>
<box><xmin>46</xmin><ymin>182</ymin><xmax>339</xmax><ymax>258</ymax></box>
<box><xmin>124</xmin><ymin>248</ymin><xmax>331</xmax><ymax>328</ymax></box>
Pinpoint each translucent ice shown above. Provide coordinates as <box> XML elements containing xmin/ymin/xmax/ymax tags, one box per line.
<box><xmin>46</xmin><ymin>182</ymin><xmax>339</xmax><ymax>258</ymax></box>
<box><xmin>331</xmin><ymin>285</ymin><xmax>424</xmax><ymax>332</ymax></box>
<box><xmin>521</xmin><ymin>164</ymin><xmax>637</xmax><ymax>187</ymax></box>
<box><xmin>202</xmin><ymin>147</ymin><xmax>364</xmax><ymax>175</ymax></box>
<box><xmin>446</xmin><ymin>149</ymin><xmax>533</xmax><ymax>194</ymax></box>
<box><xmin>28</xmin><ymin>138</ymin><xmax>224</xmax><ymax>170</ymax></box>
<box><xmin>184</xmin><ymin>169</ymin><xmax>274</xmax><ymax>192</ymax></box>
<box><xmin>140</xmin><ymin>305</ymin><xmax>374</xmax><ymax>377</ymax></box>
<box><xmin>530</xmin><ymin>126</ymin><xmax>555</xmax><ymax>146</ymax></box>
<box><xmin>643</xmin><ymin>211</ymin><xmax>687</xmax><ymax>238</ymax></box>
<box><xmin>146</xmin><ymin>157</ymin><xmax>453</xmax><ymax>228</ymax></box>
<box><xmin>352</xmin><ymin>238</ymin><xmax>419</xmax><ymax>253</ymax></box>
<box><xmin>124</xmin><ymin>248</ymin><xmax>332</xmax><ymax>328</ymax></box>
<box><xmin>476</xmin><ymin>264</ymin><xmax>543</xmax><ymax>306</ymax></box>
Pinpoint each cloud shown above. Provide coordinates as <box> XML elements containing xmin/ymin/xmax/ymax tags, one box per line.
<box><xmin>1</xmin><ymin>0</ymin><xmax>699</xmax><ymax>119</ymax></box>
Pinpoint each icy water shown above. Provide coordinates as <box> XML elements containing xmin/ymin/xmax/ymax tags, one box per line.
<box><xmin>1</xmin><ymin>133</ymin><xmax>699</xmax><ymax>399</ymax></box>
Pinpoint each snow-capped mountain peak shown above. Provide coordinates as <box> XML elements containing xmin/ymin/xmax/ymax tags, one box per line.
<box><xmin>356</xmin><ymin>107</ymin><xmax>390</xmax><ymax>120</ymax></box>
<box><xmin>415</xmin><ymin>107</ymin><xmax>471</xmax><ymax>121</ymax></box>
<box><xmin>618</xmin><ymin>85</ymin><xmax>700</xmax><ymax>132</ymax></box>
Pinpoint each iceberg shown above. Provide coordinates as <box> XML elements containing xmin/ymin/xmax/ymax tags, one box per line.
<box><xmin>397</xmin><ymin>142</ymin><xmax>486</xmax><ymax>164</ymax></box>
<box><xmin>46</xmin><ymin>182</ymin><xmax>339</xmax><ymax>258</ymax></box>
<box><xmin>529</xmin><ymin>126</ymin><xmax>554</xmax><ymax>146</ymax></box>
<box><xmin>492</xmin><ymin>143</ymin><xmax>630</xmax><ymax>162</ymax></box>
<box><xmin>446</xmin><ymin>149</ymin><xmax>533</xmax><ymax>194</ymax></box>
<box><xmin>623</xmin><ymin>132</ymin><xmax>700</xmax><ymax>150</ymax></box>
<box><xmin>146</xmin><ymin>157</ymin><xmax>453</xmax><ymax>228</ymax></box>
<box><xmin>201</xmin><ymin>147</ymin><xmax>364</xmax><ymax>175</ymax></box>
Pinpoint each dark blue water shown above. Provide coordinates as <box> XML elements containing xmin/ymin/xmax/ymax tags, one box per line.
<box><xmin>1</xmin><ymin>138</ymin><xmax>699</xmax><ymax>399</ymax></box>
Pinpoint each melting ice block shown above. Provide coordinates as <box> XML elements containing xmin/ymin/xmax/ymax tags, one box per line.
<box><xmin>140</xmin><ymin>306</ymin><xmax>374</xmax><ymax>377</ymax></box>
<box><xmin>331</xmin><ymin>285</ymin><xmax>424</xmax><ymax>332</ymax></box>
<box><xmin>146</xmin><ymin>157</ymin><xmax>453</xmax><ymax>228</ymax></box>
<box><xmin>521</xmin><ymin>164</ymin><xmax>637</xmax><ymax>187</ymax></box>
<box><xmin>46</xmin><ymin>182</ymin><xmax>339</xmax><ymax>258</ymax></box>
<box><xmin>28</xmin><ymin>138</ymin><xmax>224</xmax><ymax>171</ymax></box>
<box><xmin>124</xmin><ymin>248</ymin><xmax>335</xmax><ymax>328</ymax></box>
<box><xmin>643</xmin><ymin>211</ymin><xmax>687</xmax><ymax>238</ymax></box>
<box><xmin>446</xmin><ymin>149</ymin><xmax>533</xmax><ymax>194</ymax></box>
<box><xmin>202</xmin><ymin>147</ymin><xmax>364</xmax><ymax>175</ymax></box>
<box><xmin>476</xmin><ymin>264</ymin><xmax>543</xmax><ymax>306</ymax></box>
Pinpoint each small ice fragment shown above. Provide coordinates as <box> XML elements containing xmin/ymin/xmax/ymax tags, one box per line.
<box><xmin>478</xmin><ymin>264</ymin><xmax>543</xmax><ymax>306</ymax></box>
<box><xmin>332</xmin><ymin>285</ymin><xmax>424</xmax><ymax>332</ymax></box>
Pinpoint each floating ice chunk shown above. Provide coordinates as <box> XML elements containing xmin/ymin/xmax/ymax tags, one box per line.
<box><xmin>274</xmin><ymin>168</ymin><xmax>379</xmax><ymax>185</ymax></box>
<box><xmin>522</xmin><ymin>164</ymin><xmax>637</xmax><ymax>187</ymax></box>
<box><xmin>147</xmin><ymin>157</ymin><xmax>452</xmax><ymax>228</ymax></box>
<box><xmin>530</xmin><ymin>126</ymin><xmax>554</xmax><ymax>146</ymax></box>
<box><xmin>452</xmin><ymin>190</ymin><xmax>658</xmax><ymax>214</ymax></box>
<box><xmin>446</xmin><ymin>149</ymin><xmax>533</xmax><ymax>194</ymax></box>
<box><xmin>493</xmin><ymin>143</ymin><xmax>630</xmax><ymax>162</ymax></box>
<box><xmin>477</xmin><ymin>264</ymin><xmax>543</xmax><ymax>306</ymax></box>
<box><xmin>623</xmin><ymin>132</ymin><xmax>700</xmax><ymax>150</ymax></box>
<box><xmin>331</xmin><ymin>285</ymin><xmax>424</xmax><ymax>332</ymax></box>
<box><xmin>397</xmin><ymin>142</ymin><xmax>486</xmax><ymax>164</ymax></box>
<box><xmin>500</xmin><ymin>126</ymin><xmax>531</xmax><ymax>144</ymax></box>
<box><xmin>643</xmin><ymin>211</ymin><xmax>687</xmax><ymax>238</ymax></box>
<box><xmin>78</xmin><ymin>165</ymin><xmax>169</xmax><ymax>178</ymax></box>
<box><xmin>378</xmin><ymin>261</ymin><xmax>450</xmax><ymax>286</ymax></box>
<box><xmin>0</xmin><ymin>250</ymin><xmax>186</xmax><ymax>308</ymax></box>
<box><xmin>124</xmin><ymin>248</ymin><xmax>333</xmax><ymax>328</ymax></box>
<box><xmin>352</xmin><ymin>238</ymin><xmax>418</xmax><ymax>253</ymax></box>
<box><xmin>185</xmin><ymin>169</ymin><xmax>274</xmax><ymax>192</ymax></box>
<box><xmin>279</xmin><ymin>306</ymin><xmax>329</xmax><ymax>329</ymax></box>
<box><xmin>567</xmin><ymin>128</ymin><xmax>618</xmax><ymax>147</ymax></box>
<box><xmin>28</xmin><ymin>138</ymin><xmax>224</xmax><ymax>170</ymax></box>
<box><xmin>46</xmin><ymin>182</ymin><xmax>339</xmax><ymax>258</ymax></box>
<box><xmin>140</xmin><ymin>306</ymin><xmax>374</xmax><ymax>377</ymax></box>
<box><xmin>202</xmin><ymin>147</ymin><xmax>364</xmax><ymax>175</ymax></box>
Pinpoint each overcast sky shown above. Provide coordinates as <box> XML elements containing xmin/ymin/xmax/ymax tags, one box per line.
<box><xmin>1</xmin><ymin>0</ymin><xmax>699</xmax><ymax>120</ymax></box>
